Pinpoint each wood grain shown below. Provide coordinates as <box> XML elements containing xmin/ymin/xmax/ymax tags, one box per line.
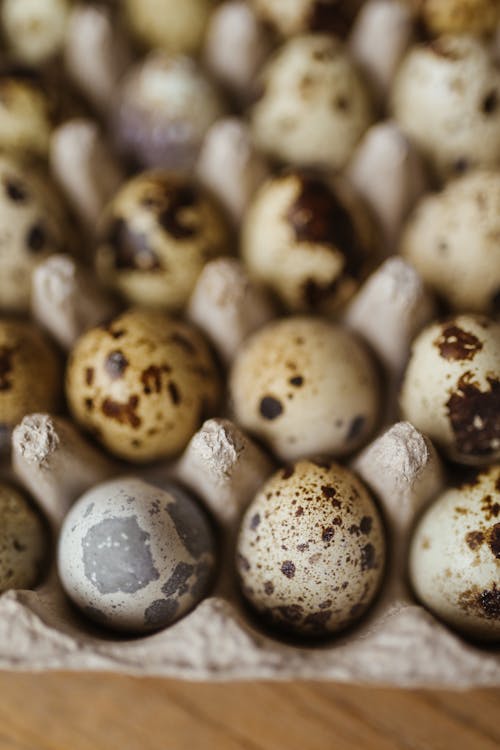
<box><xmin>0</xmin><ymin>674</ymin><xmax>498</xmax><ymax>750</ymax></box>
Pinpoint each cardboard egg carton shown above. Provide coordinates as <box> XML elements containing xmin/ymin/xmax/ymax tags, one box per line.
<box><xmin>0</xmin><ymin>255</ymin><xmax>499</xmax><ymax>688</ymax></box>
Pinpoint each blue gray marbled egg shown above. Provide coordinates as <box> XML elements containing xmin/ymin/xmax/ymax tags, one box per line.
<box><xmin>58</xmin><ymin>477</ymin><xmax>216</xmax><ymax>633</ymax></box>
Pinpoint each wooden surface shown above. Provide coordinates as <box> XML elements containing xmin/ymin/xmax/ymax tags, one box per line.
<box><xmin>0</xmin><ymin>674</ymin><xmax>498</xmax><ymax>749</ymax></box>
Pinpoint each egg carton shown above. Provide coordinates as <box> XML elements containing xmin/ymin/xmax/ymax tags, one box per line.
<box><xmin>0</xmin><ymin>252</ymin><xmax>498</xmax><ymax>689</ymax></box>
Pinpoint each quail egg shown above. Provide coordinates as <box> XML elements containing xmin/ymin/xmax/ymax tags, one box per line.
<box><xmin>242</xmin><ymin>169</ymin><xmax>377</xmax><ymax>313</ymax></box>
<box><xmin>58</xmin><ymin>477</ymin><xmax>216</xmax><ymax>633</ymax></box>
<box><xmin>400</xmin><ymin>314</ymin><xmax>500</xmax><ymax>465</ymax></box>
<box><xmin>406</xmin><ymin>0</ymin><xmax>500</xmax><ymax>36</ymax></box>
<box><xmin>229</xmin><ymin>316</ymin><xmax>379</xmax><ymax>462</ymax></box>
<box><xmin>124</xmin><ymin>0</ymin><xmax>212</xmax><ymax>55</ymax></box>
<box><xmin>251</xmin><ymin>34</ymin><xmax>373</xmax><ymax>170</ymax></box>
<box><xmin>2</xmin><ymin>0</ymin><xmax>70</xmax><ymax>65</ymax></box>
<box><xmin>236</xmin><ymin>459</ymin><xmax>386</xmax><ymax>638</ymax></box>
<box><xmin>0</xmin><ymin>319</ymin><xmax>62</xmax><ymax>434</ymax></box>
<box><xmin>0</xmin><ymin>68</ymin><xmax>54</xmax><ymax>160</ymax></box>
<box><xmin>410</xmin><ymin>464</ymin><xmax>500</xmax><ymax>642</ymax></box>
<box><xmin>66</xmin><ymin>309</ymin><xmax>221</xmax><ymax>463</ymax></box>
<box><xmin>96</xmin><ymin>170</ymin><xmax>230</xmax><ymax>312</ymax></box>
<box><xmin>250</xmin><ymin>0</ymin><xmax>364</xmax><ymax>37</ymax></box>
<box><xmin>400</xmin><ymin>171</ymin><xmax>500</xmax><ymax>315</ymax></box>
<box><xmin>0</xmin><ymin>481</ymin><xmax>47</xmax><ymax>592</ymax></box>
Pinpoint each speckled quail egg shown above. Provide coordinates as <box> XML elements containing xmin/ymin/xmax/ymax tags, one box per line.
<box><xmin>229</xmin><ymin>316</ymin><xmax>379</xmax><ymax>462</ymax></box>
<box><xmin>96</xmin><ymin>170</ymin><xmax>230</xmax><ymax>312</ymax></box>
<box><xmin>113</xmin><ymin>51</ymin><xmax>225</xmax><ymax>171</ymax></box>
<box><xmin>251</xmin><ymin>34</ymin><xmax>373</xmax><ymax>170</ymax></box>
<box><xmin>250</xmin><ymin>0</ymin><xmax>364</xmax><ymax>37</ymax></box>
<box><xmin>0</xmin><ymin>481</ymin><xmax>47</xmax><ymax>592</ymax></box>
<box><xmin>400</xmin><ymin>315</ymin><xmax>500</xmax><ymax>466</ymax></box>
<box><xmin>58</xmin><ymin>477</ymin><xmax>216</xmax><ymax>633</ymax></box>
<box><xmin>66</xmin><ymin>309</ymin><xmax>221</xmax><ymax>463</ymax></box>
<box><xmin>124</xmin><ymin>0</ymin><xmax>212</xmax><ymax>55</ymax></box>
<box><xmin>242</xmin><ymin>169</ymin><xmax>377</xmax><ymax>313</ymax></box>
<box><xmin>400</xmin><ymin>171</ymin><xmax>500</xmax><ymax>315</ymax></box>
<box><xmin>0</xmin><ymin>156</ymin><xmax>68</xmax><ymax>313</ymax></box>
<box><xmin>236</xmin><ymin>459</ymin><xmax>385</xmax><ymax>638</ymax></box>
<box><xmin>392</xmin><ymin>36</ymin><xmax>500</xmax><ymax>179</ymax></box>
<box><xmin>410</xmin><ymin>464</ymin><xmax>500</xmax><ymax>642</ymax></box>
<box><xmin>0</xmin><ymin>68</ymin><xmax>54</xmax><ymax>160</ymax></box>
<box><xmin>0</xmin><ymin>319</ymin><xmax>62</xmax><ymax>434</ymax></box>
<box><xmin>405</xmin><ymin>0</ymin><xmax>500</xmax><ymax>37</ymax></box>
<box><xmin>2</xmin><ymin>0</ymin><xmax>70</xmax><ymax>65</ymax></box>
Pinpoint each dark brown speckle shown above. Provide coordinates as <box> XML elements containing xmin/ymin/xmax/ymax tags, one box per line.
<box><xmin>434</xmin><ymin>325</ymin><xmax>483</xmax><ymax>361</ymax></box>
<box><xmin>259</xmin><ymin>396</ymin><xmax>283</xmax><ymax>420</ymax></box>
<box><xmin>280</xmin><ymin>560</ymin><xmax>296</xmax><ymax>578</ymax></box>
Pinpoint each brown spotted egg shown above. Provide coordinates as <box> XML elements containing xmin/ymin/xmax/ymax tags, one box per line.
<box><xmin>242</xmin><ymin>169</ymin><xmax>377</xmax><ymax>314</ymax></box>
<box><xmin>65</xmin><ymin>309</ymin><xmax>221</xmax><ymax>463</ymax></box>
<box><xmin>0</xmin><ymin>156</ymin><xmax>68</xmax><ymax>313</ymax></box>
<box><xmin>236</xmin><ymin>459</ymin><xmax>386</xmax><ymax>638</ymax></box>
<box><xmin>58</xmin><ymin>477</ymin><xmax>216</xmax><ymax>633</ymax></box>
<box><xmin>410</xmin><ymin>465</ymin><xmax>500</xmax><ymax>642</ymax></box>
<box><xmin>0</xmin><ymin>481</ymin><xmax>47</xmax><ymax>592</ymax></box>
<box><xmin>250</xmin><ymin>0</ymin><xmax>363</xmax><ymax>38</ymax></box>
<box><xmin>400</xmin><ymin>314</ymin><xmax>500</xmax><ymax>466</ymax></box>
<box><xmin>0</xmin><ymin>319</ymin><xmax>62</xmax><ymax>434</ymax></box>
<box><xmin>229</xmin><ymin>316</ymin><xmax>379</xmax><ymax>462</ymax></box>
<box><xmin>96</xmin><ymin>170</ymin><xmax>231</xmax><ymax>312</ymax></box>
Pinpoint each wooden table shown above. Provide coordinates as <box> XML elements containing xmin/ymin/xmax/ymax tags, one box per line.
<box><xmin>0</xmin><ymin>673</ymin><xmax>498</xmax><ymax>749</ymax></box>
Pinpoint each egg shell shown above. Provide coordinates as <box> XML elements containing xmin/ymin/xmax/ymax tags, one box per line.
<box><xmin>251</xmin><ymin>34</ymin><xmax>373</xmax><ymax>170</ymax></box>
<box><xmin>2</xmin><ymin>0</ymin><xmax>70</xmax><ymax>65</ymax></box>
<box><xmin>400</xmin><ymin>314</ymin><xmax>500</xmax><ymax>465</ymax></box>
<box><xmin>0</xmin><ymin>319</ymin><xmax>62</xmax><ymax>432</ymax></box>
<box><xmin>0</xmin><ymin>481</ymin><xmax>47</xmax><ymax>592</ymax></box>
<box><xmin>0</xmin><ymin>156</ymin><xmax>68</xmax><ymax>313</ymax></box>
<box><xmin>407</xmin><ymin>0</ymin><xmax>500</xmax><ymax>36</ymax></box>
<box><xmin>65</xmin><ymin>309</ymin><xmax>221</xmax><ymax>463</ymax></box>
<box><xmin>242</xmin><ymin>169</ymin><xmax>377</xmax><ymax>313</ymax></box>
<box><xmin>96</xmin><ymin>170</ymin><xmax>230</xmax><ymax>312</ymax></box>
<box><xmin>58</xmin><ymin>477</ymin><xmax>216</xmax><ymax>633</ymax></box>
<box><xmin>250</xmin><ymin>0</ymin><xmax>363</xmax><ymax>38</ymax></box>
<box><xmin>409</xmin><ymin>464</ymin><xmax>500</xmax><ymax>642</ymax></box>
<box><xmin>0</xmin><ymin>69</ymin><xmax>53</xmax><ymax>159</ymax></box>
<box><xmin>236</xmin><ymin>459</ymin><xmax>385</xmax><ymax>638</ymax></box>
<box><xmin>124</xmin><ymin>0</ymin><xmax>211</xmax><ymax>55</ymax></box>
<box><xmin>392</xmin><ymin>36</ymin><xmax>500</xmax><ymax>179</ymax></box>
<box><xmin>400</xmin><ymin>171</ymin><xmax>500</xmax><ymax>315</ymax></box>
<box><xmin>113</xmin><ymin>52</ymin><xmax>225</xmax><ymax>171</ymax></box>
<box><xmin>229</xmin><ymin>316</ymin><xmax>379</xmax><ymax>462</ymax></box>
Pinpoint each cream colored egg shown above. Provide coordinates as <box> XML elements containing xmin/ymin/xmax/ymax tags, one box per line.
<box><xmin>0</xmin><ymin>482</ymin><xmax>47</xmax><ymax>592</ymax></box>
<box><xmin>58</xmin><ymin>477</ymin><xmax>216</xmax><ymax>633</ymax></box>
<box><xmin>251</xmin><ymin>34</ymin><xmax>373</xmax><ymax>170</ymax></box>
<box><xmin>114</xmin><ymin>52</ymin><xmax>225</xmax><ymax>171</ymax></box>
<box><xmin>2</xmin><ymin>0</ymin><xmax>70</xmax><ymax>65</ymax></box>
<box><xmin>405</xmin><ymin>0</ymin><xmax>500</xmax><ymax>36</ymax></box>
<box><xmin>400</xmin><ymin>171</ymin><xmax>500</xmax><ymax>315</ymax></box>
<box><xmin>400</xmin><ymin>315</ymin><xmax>500</xmax><ymax>465</ymax></box>
<box><xmin>0</xmin><ymin>156</ymin><xmax>68</xmax><ymax>313</ymax></box>
<box><xmin>236</xmin><ymin>459</ymin><xmax>385</xmax><ymax>637</ymax></box>
<box><xmin>410</xmin><ymin>465</ymin><xmax>500</xmax><ymax>642</ymax></box>
<box><xmin>0</xmin><ymin>319</ymin><xmax>62</xmax><ymax>433</ymax></box>
<box><xmin>392</xmin><ymin>36</ymin><xmax>500</xmax><ymax>179</ymax></box>
<box><xmin>66</xmin><ymin>310</ymin><xmax>221</xmax><ymax>463</ymax></box>
<box><xmin>250</xmin><ymin>0</ymin><xmax>363</xmax><ymax>37</ymax></box>
<box><xmin>0</xmin><ymin>70</ymin><xmax>53</xmax><ymax>159</ymax></box>
<box><xmin>242</xmin><ymin>169</ymin><xmax>377</xmax><ymax>313</ymax></box>
<box><xmin>96</xmin><ymin>170</ymin><xmax>230</xmax><ymax>312</ymax></box>
<box><xmin>229</xmin><ymin>317</ymin><xmax>379</xmax><ymax>461</ymax></box>
<box><xmin>124</xmin><ymin>0</ymin><xmax>212</xmax><ymax>55</ymax></box>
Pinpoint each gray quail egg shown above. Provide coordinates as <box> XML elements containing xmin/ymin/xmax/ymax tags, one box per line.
<box><xmin>0</xmin><ymin>156</ymin><xmax>68</xmax><ymax>313</ymax></box>
<box><xmin>250</xmin><ymin>0</ymin><xmax>364</xmax><ymax>38</ymax></box>
<box><xmin>124</xmin><ymin>0</ymin><xmax>212</xmax><ymax>55</ymax></box>
<box><xmin>113</xmin><ymin>51</ymin><xmax>225</xmax><ymax>171</ymax></box>
<box><xmin>0</xmin><ymin>481</ymin><xmax>47</xmax><ymax>592</ymax></box>
<box><xmin>405</xmin><ymin>0</ymin><xmax>500</xmax><ymax>36</ymax></box>
<box><xmin>392</xmin><ymin>36</ymin><xmax>500</xmax><ymax>179</ymax></box>
<box><xmin>236</xmin><ymin>459</ymin><xmax>386</xmax><ymax>638</ymax></box>
<box><xmin>410</xmin><ymin>464</ymin><xmax>500</xmax><ymax>642</ymax></box>
<box><xmin>242</xmin><ymin>169</ymin><xmax>377</xmax><ymax>313</ymax></box>
<box><xmin>2</xmin><ymin>0</ymin><xmax>70</xmax><ymax>65</ymax></box>
<box><xmin>58</xmin><ymin>477</ymin><xmax>216</xmax><ymax>633</ymax></box>
<box><xmin>229</xmin><ymin>316</ymin><xmax>379</xmax><ymax>462</ymax></box>
<box><xmin>65</xmin><ymin>309</ymin><xmax>221</xmax><ymax>463</ymax></box>
<box><xmin>400</xmin><ymin>171</ymin><xmax>500</xmax><ymax>315</ymax></box>
<box><xmin>96</xmin><ymin>170</ymin><xmax>230</xmax><ymax>312</ymax></box>
<box><xmin>0</xmin><ymin>319</ymin><xmax>62</xmax><ymax>434</ymax></box>
<box><xmin>400</xmin><ymin>314</ymin><xmax>500</xmax><ymax>465</ymax></box>
<box><xmin>251</xmin><ymin>34</ymin><xmax>373</xmax><ymax>170</ymax></box>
